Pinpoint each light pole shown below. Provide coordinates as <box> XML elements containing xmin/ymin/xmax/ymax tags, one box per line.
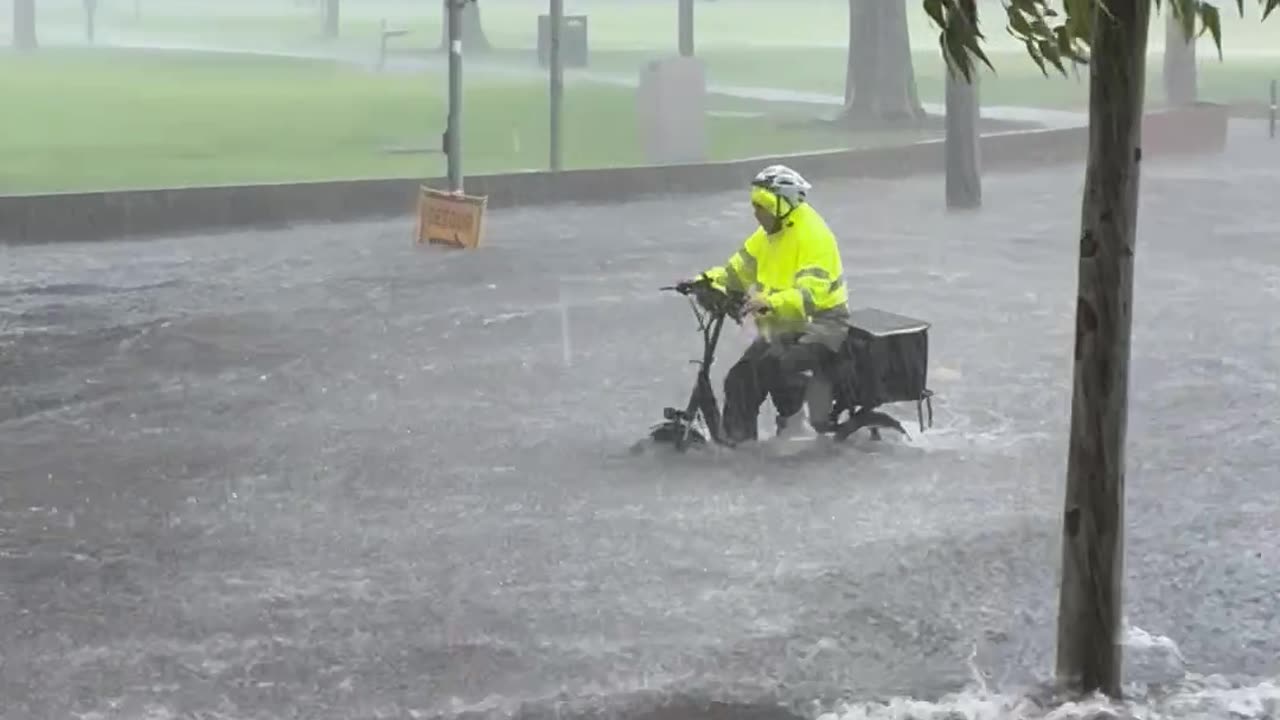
<box><xmin>1270</xmin><ymin>79</ymin><xmax>1276</xmax><ymax>140</ymax></box>
<box><xmin>445</xmin><ymin>0</ymin><xmax>465</xmax><ymax>191</ymax></box>
<box><xmin>549</xmin><ymin>0</ymin><xmax>564</xmax><ymax>171</ymax></box>
<box><xmin>678</xmin><ymin>0</ymin><xmax>694</xmax><ymax>57</ymax></box>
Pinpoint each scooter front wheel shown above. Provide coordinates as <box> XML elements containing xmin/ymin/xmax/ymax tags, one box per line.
<box><xmin>629</xmin><ymin>419</ymin><xmax>709</xmax><ymax>455</ymax></box>
<box><xmin>649</xmin><ymin>420</ymin><xmax>708</xmax><ymax>450</ymax></box>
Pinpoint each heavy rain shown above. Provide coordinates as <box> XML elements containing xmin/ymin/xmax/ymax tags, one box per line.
<box><xmin>2</xmin><ymin>1</ymin><xmax>1279</xmax><ymax>719</ymax></box>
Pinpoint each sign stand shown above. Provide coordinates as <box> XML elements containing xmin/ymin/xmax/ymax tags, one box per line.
<box><xmin>415</xmin><ymin>186</ymin><xmax>487</xmax><ymax>249</ymax></box>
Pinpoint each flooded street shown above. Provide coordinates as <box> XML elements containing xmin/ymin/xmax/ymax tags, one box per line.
<box><xmin>2</xmin><ymin>122</ymin><xmax>1278</xmax><ymax>719</ymax></box>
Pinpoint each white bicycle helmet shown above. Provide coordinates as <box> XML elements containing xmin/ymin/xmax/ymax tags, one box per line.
<box><xmin>750</xmin><ymin>164</ymin><xmax>812</xmax><ymax>211</ymax></box>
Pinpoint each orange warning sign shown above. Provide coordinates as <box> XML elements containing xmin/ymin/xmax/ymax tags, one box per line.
<box><xmin>416</xmin><ymin>186</ymin><xmax>487</xmax><ymax>249</ymax></box>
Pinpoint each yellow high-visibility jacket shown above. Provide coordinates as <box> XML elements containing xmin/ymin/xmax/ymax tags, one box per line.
<box><xmin>703</xmin><ymin>203</ymin><xmax>849</xmax><ymax>340</ymax></box>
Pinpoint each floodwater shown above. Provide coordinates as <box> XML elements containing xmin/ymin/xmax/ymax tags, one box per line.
<box><xmin>2</xmin><ymin>121</ymin><xmax>1278</xmax><ymax>719</ymax></box>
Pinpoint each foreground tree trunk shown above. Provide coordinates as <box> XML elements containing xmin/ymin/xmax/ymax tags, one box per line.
<box><xmin>14</xmin><ymin>0</ymin><xmax>38</xmax><ymax>51</ymax></box>
<box><xmin>1162</xmin><ymin>9</ymin><xmax>1197</xmax><ymax>106</ymax></box>
<box><xmin>323</xmin><ymin>0</ymin><xmax>339</xmax><ymax>38</ymax></box>
<box><xmin>841</xmin><ymin>0</ymin><xmax>925</xmax><ymax>124</ymax></box>
<box><xmin>944</xmin><ymin>2</ymin><xmax>981</xmax><ymax>209</ymax></box>
<box><xmin>1054</xmin><ymin>0</ymin><xmax>1151</xmax><ymax>699</ymax></box>
<box><xmin>439</xmin><ymin>0</ymin><xmax>490</xmax><ymax>53</ymax></box>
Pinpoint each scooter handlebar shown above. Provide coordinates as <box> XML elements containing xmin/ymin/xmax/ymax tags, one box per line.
<box><xmin>662</xmin><ymin>277</ymin><xmax>771</xmax><ymax>322</ymax></box>
<box><xmin>660</xmin><ymin>278</ymin><xmax>705</xmax><ymax>295</ymax></box>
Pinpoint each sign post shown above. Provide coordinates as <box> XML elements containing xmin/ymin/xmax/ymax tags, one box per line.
<box><xmin>549</xmin><ymin>0</ymin><xmax>564</xmax><ymax>171</ymax></box>
<box><xmin>678</xmin><ymin>0</ymin><xmax>694</xmax><ymax>57</ymax></box>
<box><xmin>1270</xmin><ymin>78</ymin><xmax>1276</xmax><ymax>140</ymax></box>
<box><xmin>445</xmin><ymin>0</ymin><xmax>465</xmax><ymax>191</ymax></box>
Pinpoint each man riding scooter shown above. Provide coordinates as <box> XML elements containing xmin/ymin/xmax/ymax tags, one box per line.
<box><xmin>680</xmin><ymin>164</ymin><xmax>851</xmax><ymax>444</ymax></box>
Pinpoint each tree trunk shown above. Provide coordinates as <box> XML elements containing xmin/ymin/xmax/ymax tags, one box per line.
<box><xmin>1054</xmin><ymin>0</ymin><xmax>1150</xmax><ymax>700</ymax></box>
<box><xmin>14</xmin><ymin>0</ymin><xmax>38</xmax><ymax>51</ymax></box>
<box><xmin>841</xmin><ymin>0</ymin><xmax>925</xmax><ymax>125</ymax></box>
<box><xmin>944</xmin><ymin>1</ymin><xmax>981</xmax><ymax>209</ymax></box>
<box><xmin>843</xmin><ymin>0</ymin><xmax>869</xmax><ymax>106</ymax></box>
<box><xmin>944</xmin><ymin>62</ymin><xmax>981</xmax><ymax>209</ymax></box>
<box><xmin>323</xmin><ymin>0</ymin><xmax>339</xmax><ymax>38</ymax></box>
<box><xmin>439</xmin><ymin>0</ymin><xmax>490</xmax><ymax>53</ymax></box>
<box><xmin>1161</xmin><ymin>9</ymin><xmax>1197</xmax><ymax>106</ymax></box>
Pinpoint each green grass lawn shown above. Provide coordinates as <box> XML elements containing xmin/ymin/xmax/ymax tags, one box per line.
<box><xmin>0</xmin><ymin>49</ymin><xmax>932</xmax><ymax>194</ymax></box>
<box><xmin>16</xmin><ymin>0</ymin><xmax>1277</xmax><ymax>110</ymax></box>
<box><xmin>7</xmin><ymin>0</ymin><xmax>1275</xmax><ymax>193</ymax></box>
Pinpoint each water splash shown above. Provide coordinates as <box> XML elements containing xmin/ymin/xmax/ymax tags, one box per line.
<box><xmin>817</xmin><ymin>676</ymin><xmax>1279</xmax><ymax>720</ymax></box>
<box><xmin>817</xmin><ymin>626</ymin><xmax>1272</xmax><ymax>720</ymax></box>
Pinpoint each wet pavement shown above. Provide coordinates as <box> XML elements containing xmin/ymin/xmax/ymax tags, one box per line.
<box><xmin>2</xmin><ymin>121</ymin><xmax>1279</xmax><ymax>720</ymax></box>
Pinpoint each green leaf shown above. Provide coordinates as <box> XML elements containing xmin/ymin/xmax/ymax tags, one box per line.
<box><xmin>971</xmin><ymin>43</ymin><xmax>995</xmax><ymax>74</ymax></box>
<box><xmin>1025</xmin><ymin>37</ymin><xmax>1049</xmax><ymax>76</ymax></box>
<box><xmin>1008</xmin><ymin>8</ymin><xmax>1034</xmax><ymax>37</ymax></box>
<box><xmin>923</xmin><ymin>0</ymin><xmax>947</xmax><ymax>31</ymax></box>
<box><xmin>1180</xmin><ymin>0</ymin><xmax>1197</xmax><ymax>40</ymax></box>
<box><xmin>1054</xmin><ymin>24</ymin><xmax>1073</xmax><ymax>57</ymax></box>
<box><xmin>1040</xmin><ymin>38</ymin><xmax>1068</xmax><ymax>75</ymax></box>
<box><xmin>921</xmin><ymin>0</ymin><xmax>1275</xmax><ymax>90</ymax></box>
<box><xmin>1206</xmin><ymin>4</ymin><xmax>1223</xmax><ymax>55</ymax></box>
<box><xmin>1064</xmin><ymin>0</ymin><xmax>1092</xmax><ymax>38</ymax></box>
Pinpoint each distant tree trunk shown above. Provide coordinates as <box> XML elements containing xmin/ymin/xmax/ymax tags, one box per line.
<box><xmin>323</xmin><ymin>0</ymin><xmax>339</xmax><ymax>38</ymax></box>
<box><xmin>840</xmin><ymin>0</ymin><xmax>925</xmax><ymax>125</ymax></box>
<box><xmin>1054</xmin><ymin>0</ymin><xmax>1151</xmax><ymax>700</ymax></box>
<box><xmin>944</xmin><ymin>4</ymin><xmax>981</xmax><ymax>210</ymax></box>
<box><xmin>14</xmin><ymin>0</ymin><xmax>38</xmax><ymax>51</ymax></box>
<box><xmin>84</xmin><ymin>0</ymin><xmax>98</xmax><ymax>43</ymax></box>
<box><xmin>843</xmin><ymin>0</ymin><xmax>868</xmax><ymax>106</ymax></box>
<box><xmin>439</xmin><ymin>0</ymin><xmax>491</xmax><ymax>53</ymax></box>
<box><xmin>1162</xmin><ymin>9</ymin><xmax>1197</xmax><ymax>106</ymax></box>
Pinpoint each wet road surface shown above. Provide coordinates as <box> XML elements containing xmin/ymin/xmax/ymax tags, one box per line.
<box><xmin>2</xmin><ymin>123</ymin><xmax>1279</xmax><ymax>719</ymax></box>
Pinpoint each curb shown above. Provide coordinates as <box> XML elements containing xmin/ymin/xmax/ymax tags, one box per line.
<box><xmin>0</xmin><ymin>104</ymin><xmax>1228</xmax><ymax>246</ymax></box>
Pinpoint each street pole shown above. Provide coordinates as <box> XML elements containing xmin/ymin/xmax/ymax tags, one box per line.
<box><xmin>675</xmin><ymin>0</ymin><xmax>696</xmax><ymax>56</ymax></box>
<box><xmin>445</xmin><ymin>0</ymin><xmax>464</xmax><ymax>191</ymax></box>
<box><xmin>1269</xmin><ymin>79</ymin><xmax>1276</xmax><ymax>140</ymax></box>
<box><xmin>678</xmin><ymin>0</ymin><xmax>694</xmax><ymax>57</ymax></box>
<box><xmin>549</xmin><ymin>0</ymin><xmax>564</xmax><ymax>171</ymax></box>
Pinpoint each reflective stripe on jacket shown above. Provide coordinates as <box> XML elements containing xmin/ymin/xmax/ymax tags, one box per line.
<box><xmin>703</xmin><ymin>203</ymin><xmax>849</xmax><ymax>340</ymax></box>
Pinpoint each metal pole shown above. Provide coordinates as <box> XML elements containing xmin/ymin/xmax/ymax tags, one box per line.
<box><xmin>1270</xmin><ymin>79</ymin><xmax>1276</xmax><ymax>140</ymax></box>
<box><xmin>445</xmin><ymin>0</ymin><xmax>463</xmax><ymax>191</ymax></box>
<box><xmin>549</xmin><ymin>0</ymin><xmax>564</xmax><ymax>171</ymax></box>
<box><xmin>678</xmin><ymin>0</ymin><xmax>694</xmax><ymax>57</ymax></box>
<box><xmin>378</xmin><ymin>19</ymin><xmax>388</xmax><ymax>73</ymax></box>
